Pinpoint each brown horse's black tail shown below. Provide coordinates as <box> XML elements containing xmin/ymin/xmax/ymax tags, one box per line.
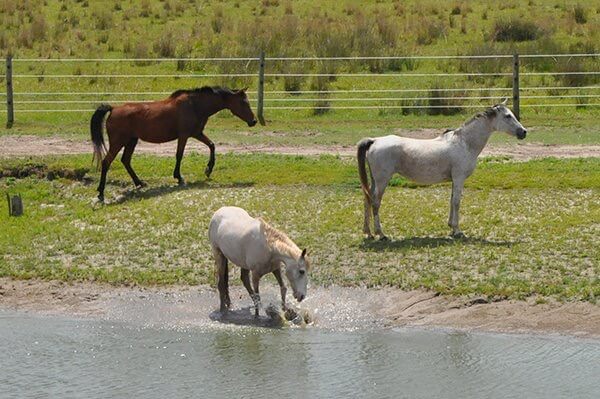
<box><xmin>90</xmin><ymin>104</ymin><xmax>112</xmax><ymax>170</ymax></box>
<box><xmin>357</xmin><ymin>138</ymin><xmax>375</xmax><ymax>207</ymax></box>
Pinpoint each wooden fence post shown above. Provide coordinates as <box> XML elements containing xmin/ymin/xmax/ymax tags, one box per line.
<box><xmin>257</xmin><ymin>50</ymin><xmax>266</xmax><ymax>126</ymax></box>
<box><xmin>6</xmin><ymin>56</ymin><xmax>14</xmax><ymax>128</ymax></box>
<box><xmin>6</xmin><ymin>193</ymin><xmax>23</xmax><ymax>216</ymax></box>
<box><xmin>512</xmin><ymin>53</ymin><xmax>520</xmax><ymax>120</ymax></box>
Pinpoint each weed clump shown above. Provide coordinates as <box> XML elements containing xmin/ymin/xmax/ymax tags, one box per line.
<box><xmin>492</xmin><ymin>19</ymin><xmax>541</xmax><ymax>42</ymax></box>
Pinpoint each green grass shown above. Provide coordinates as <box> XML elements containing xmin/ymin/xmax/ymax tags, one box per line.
<box><xmin>1</xmin><ymin>154</ymin><xmax>598</xmax><ymax>302</ymax></box>
<box><xmin>1</xmin><ymin>0</ymin><xmax>599</xmax><ymax>134</ymax></box>
<box><xmin>2</xmin><ymin>110</ymin><xmax>600</xmax><ymax>147</ymax></box>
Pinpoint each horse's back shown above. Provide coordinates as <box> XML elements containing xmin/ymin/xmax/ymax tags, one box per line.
<box><xmin>368</xmin><ymin>135</ymin><xmax>456</xmax><ymax>184</ymax></box>
<box><xmin>106</xmin><ymin>99</ymin><xmax>182</xmax><ymax>143</ymax></box>
<box><xmin>209</xmin><ymin>207</ymin><xmax>268</xmax><ymax>268</ymax></box>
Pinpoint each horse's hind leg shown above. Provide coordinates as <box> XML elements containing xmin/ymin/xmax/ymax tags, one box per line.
<box><xmin>241</xmin><ymin>269</ymin><xmax>259</xmax><ymax>316</ymax></box>
<box><xmin>173</xmin><ymin>136</ymin><xmax>188</xmax><ymax>186</ymax></box>
<box><xmin>121</xmin><ymin>138</ymin><xmax>145</xmax><ymax>188</ymax></box>
<box><xmin>372</xmin><ymin>169</ymin><xmax>393</xmax><ymax>240</ymax></box>
<box><xmin>213</xmin><ymin>248</ymin><xmax>230</xmax><ymax>312</ymax></box>
<box><xmin>97</xmin><ymin>141</ymin><xmax>125</xmax><ymax>202</ymax></box>
<box><xmin>363</xmin><ymin>169</ymin><xmax>374</xmax><ymax>238</ymax></box>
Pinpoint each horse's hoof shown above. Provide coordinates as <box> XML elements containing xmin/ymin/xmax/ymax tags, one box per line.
<box><xmin>378</xmin><ymin>235</ymin><xmax>389</xmax><ymax>242</ymax></box>
<box><xmin>452</xmin><ymin>232</ymin><xmax>466</xmax><ymax>239</ymax></box>
<box><xmin>136</xmin><ymin>181</ymin><xmax>147</xmax><ymax>188</ymax></box>
<box><xmin>177</xmin><ymin>179</ymin><xmax>186</xmax><ymax>186</ymax></box>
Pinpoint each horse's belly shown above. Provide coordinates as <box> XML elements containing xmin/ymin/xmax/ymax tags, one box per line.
<box><xmin>137</xmin><ymin>130</ymin><xmax>178</xmax><ymax>143</ymax></box>
<box><xmin>397</xmin><ymin>156</ymin><xmax>451</xmax><ymax>185</ymax></box>
<box><xmin>403</xmin><ymin>169</ymin><xmax>450</xmax><ymax>184</ymax></box>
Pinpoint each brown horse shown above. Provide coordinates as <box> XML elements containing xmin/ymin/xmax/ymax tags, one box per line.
<box><xmin>90</xmin><ymin>86</ymin><xmax>257</xmax><ymax>202</ymax></box>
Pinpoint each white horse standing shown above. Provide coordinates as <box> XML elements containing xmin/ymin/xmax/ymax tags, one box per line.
<box><xmin>357</xmin><ymin>102</ymin><xmax>527</xmax><ymax>239</ymax></box>
<box><xmin>209</xmin><ymin>206</ymin><xmax>310</xmax><ymax>316</ymax></box>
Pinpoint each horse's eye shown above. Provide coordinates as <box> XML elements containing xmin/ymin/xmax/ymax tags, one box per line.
<box><xmin>504</xmin><ymin>114</ymin><xmax>511</xmax><ymax>118</ymax></box>
<box><xmin>299</xmin><ymin>269</ymin><xmax>305</xmax><ymax>275</ymax></box>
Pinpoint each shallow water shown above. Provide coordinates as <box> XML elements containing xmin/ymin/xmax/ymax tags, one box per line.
<box><xmin>1</xmin><ymin>311</ymin><xmax>599</xmax><ymax>399</ymax></box>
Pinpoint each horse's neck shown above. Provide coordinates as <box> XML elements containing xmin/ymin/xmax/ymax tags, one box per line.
<box><xmin>198</xmin><ymin>94</ymin><xmax>226</xmax><ymax>116</ymax></box>
<box><xmin>270</xmin><ymin>240</ymin><xmax>301</xmax><ymax>266</ymax></box>
<box><xmin>457</xmin><ymin>117</ymin><xmax>494</xmax><ymax>156</ymax></box>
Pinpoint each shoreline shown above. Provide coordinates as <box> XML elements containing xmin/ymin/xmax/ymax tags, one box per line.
<box><xmin>1</xmin><ymin>278</ymin><xmax>598</xmax><ymax>338</ymax></box>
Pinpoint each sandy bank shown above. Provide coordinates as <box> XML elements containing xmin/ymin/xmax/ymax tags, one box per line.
<box><xmin>1</xmin><ymin>278</ymin><xmax>598</xmax><ymax>338</ymax></box>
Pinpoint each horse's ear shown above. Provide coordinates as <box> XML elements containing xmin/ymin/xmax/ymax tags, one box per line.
<box><xmin>500</xmin><ymin>98</ymin><xmax>508</xmax><ymax>105</ymax></box>
<box><xmin>236</xmin><ymin>87</ymin><xmax>248</xmax><ymax>95</ymax></box>
<box><xmin>301</xmin><ymin>248</ymin><xmax>307</xmax><ymax>258</ymax></box>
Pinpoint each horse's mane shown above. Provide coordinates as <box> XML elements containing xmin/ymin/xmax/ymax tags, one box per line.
<box><xmin>464</xmin><ymin>106</ymin><xmax>498</xmax><ymax>125</ymax></box>
<box><xmin>259</xmin><ymin>218</ymin><xmax>302</xmax><ymax>259</ymax></box>
<box><xmin>169</xmin><ymin>86</ymin><xmax>235</xmax><ymax>99</ymax></box>
<box><xmin>452</xmin><ymin>105</ymin><xmax>500</xmax><ymax>134</ymax></box>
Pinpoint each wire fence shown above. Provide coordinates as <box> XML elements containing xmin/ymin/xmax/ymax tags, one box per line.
<box><xmin>2</xmin><ymin>53</ymin><xmax>600</xmax><ymax>126</ymax></box>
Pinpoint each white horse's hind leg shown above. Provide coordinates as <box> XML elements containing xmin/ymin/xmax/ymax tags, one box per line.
<box><xmin>448</xmin><ymin>178</ymin><xmax>465</xmax><ymax>238</ymax></box>
<box><xmin>212</xmin><ymin>247</ymin><xmax>230</xmax><ymax>312</ymax></box>
<box><xmin>372</xmin><ymin>169</ymin><xmax>394</xmax><ymax>239</ymax></box>
<box><xmin>363</xmin><ymin>197</ymin><xmax>373</xmax><ymax>238</ymax></box>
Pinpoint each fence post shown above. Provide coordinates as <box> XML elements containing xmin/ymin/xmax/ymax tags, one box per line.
<box><xmin>512</xmin><ymin>53</ymin><xmax>520</xmax><ymax>120</ymax></box>
<box><xmin>257</xmin><ymin>50</ymin><xmax>266</xmax><ymax>126</ymax></box>
<box><xmin>6</xmin><ymin>56</ymin><xmax>14</xmax><ymax>128</ymax></box>
<box><xmin>6</xmin><ymin>193</ymin><xmax>23</xmax><ymax>216</ymax></box>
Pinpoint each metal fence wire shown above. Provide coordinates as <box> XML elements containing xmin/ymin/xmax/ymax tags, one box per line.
<box><xmin>2</xmin><ymin>53</ymin><xmax>600</xmax><ymax>127</ymax></box>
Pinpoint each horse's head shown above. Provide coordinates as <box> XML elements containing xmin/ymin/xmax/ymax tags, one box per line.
<box><xmin>491</xmin><ymin>99</ymin><xmax>527</xmax><ymax>140</ymax></box>
<box><xmin>225</xmin><ymin>88</ymin><xmax>257</xmax><ymax>127</ymax></box>
<box><xmin>285</xmin><ymin>249</ymin><xmax>310</xmax><ymax>302</ymax></box>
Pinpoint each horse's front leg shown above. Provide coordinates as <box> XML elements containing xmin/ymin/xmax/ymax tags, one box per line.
<box><xmin>194</xmin><ymin>133</ymin><xmax>216</xmax><ymax>178</ymax></box>
<box><xmin>448</xmin><ymin>178</ymin><xmax>465</xmax><ymax>238</ymax></box>
<box><xmin>251</xmin><ymin>271</ymin><xmax>262</xmax><ymax>317</ymax></box>
<box><xmin>173</xmin><ymin>136</ymin><xmax>189</xmax><ymax>185</ymax></box>
<box><xmin>272</xmin><ymin>269</ymin><xmax>287</xmax><ymax>310</ymax></box>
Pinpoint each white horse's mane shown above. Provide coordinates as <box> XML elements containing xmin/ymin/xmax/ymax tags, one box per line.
<box><xmin>259</xmin><ymin>218</ymin><xmax>301</xmax><ymax>259</ymax></box>
<box><xmin>448</xmin><ymin>105</ymin><xmax>500</xmax><ymax>135</ymax></box>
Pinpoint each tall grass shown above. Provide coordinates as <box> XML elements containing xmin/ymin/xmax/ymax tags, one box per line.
<box><xmin>492</xmin><ymin>19</ymin><xmax>541</xmax><ymax>42</ymax></box>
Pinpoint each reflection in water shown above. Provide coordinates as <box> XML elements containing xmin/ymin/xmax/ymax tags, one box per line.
<box><xmin>1</xmin><ymin>311</ymin><xmax>599</xmax><ymax>399</ymax></box>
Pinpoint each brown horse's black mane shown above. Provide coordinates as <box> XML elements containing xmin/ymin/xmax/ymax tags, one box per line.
<box><xmin>169</xmin><ymin>86</ymin><xmax>236</xmax><ymax>99</ymax></box>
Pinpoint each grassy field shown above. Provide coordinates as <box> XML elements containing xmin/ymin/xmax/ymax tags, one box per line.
<box><xmin>1</xmin><ymin>0</ymin><xmax>600</xmax><ymax>131</ymax></box>
<box><xmin>1</xmin><ymin>154</ymin><xmax>598</xmax><ymax>302</ymax></box>
<box><xmin>0</xmin><ymin>1</ymin><xmax>598</xmax><ymax>303</ymax></box>
<box><xmin>2</xmin><ymin>110</ymin><xmax>600</xmax><ymax>147</ymax></box>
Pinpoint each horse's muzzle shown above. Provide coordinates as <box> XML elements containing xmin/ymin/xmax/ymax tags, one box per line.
<box><xmin>295</xmin><ymin>293</ymin><xmax>305</xmax><ymax>302</ymax></box>
<box><xmin>516</xmin><ymin>128</ymin><xmax>527</xmax><ymax>140</ymax></box>
<box><xmin>248</xmin><ymin>119</ymin><xmax>257</xmax><ymax>127</ymax></box>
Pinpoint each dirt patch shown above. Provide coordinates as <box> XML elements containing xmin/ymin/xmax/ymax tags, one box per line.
<box><xmin>1</xmin><ymin>278</ymin><xmax>598</xmax><ymax>337</ymax></box>
<box><xmin>0</xmin><ymin>162</ymin><xmax>89</xmax><ymax>181</ymax></box>
<box><xmin>1</xmin><ymin>135</ymin><xmax>599</xmax><ymax>160</ymax></box>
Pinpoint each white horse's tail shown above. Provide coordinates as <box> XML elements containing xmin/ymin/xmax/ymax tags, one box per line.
<box><xmin>357</xmin><ymin>138</ymin><xmax>375</xmax><ymax>207</ymax></box>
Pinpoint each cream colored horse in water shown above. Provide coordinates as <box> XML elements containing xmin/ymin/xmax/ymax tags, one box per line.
<box><xmin>209</xmin><ymin>206</ymin><xmax>310</xmax><ymax>316</ymax></box>
<box><xmin>358</xmin><ymin>101</ymin><xmax>527</xmax><ymax>239</ymax></box>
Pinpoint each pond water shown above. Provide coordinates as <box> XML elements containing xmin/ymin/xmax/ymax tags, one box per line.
<box><xmin>1</xmin><ymin>311</ymin><xmax>599</xmax><ymax>399</ymax></box>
